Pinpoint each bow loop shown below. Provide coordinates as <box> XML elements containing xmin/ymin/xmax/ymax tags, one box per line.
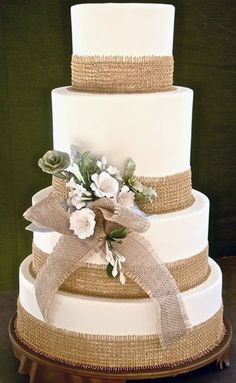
<box><xmin>24</xmin><ymin>192</ymin><xmax>71</xmax><ymax>235</ymax></box>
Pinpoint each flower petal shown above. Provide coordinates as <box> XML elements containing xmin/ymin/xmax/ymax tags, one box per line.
<box><xmin>105</xmin><ymin>242</ymin><xmax>115</xmax><ymax>265</ymax></box>
<box><xmin>101</xmin><ymin>156</ymin><xmax>107</xmax><ymax>169</ymax></box>
<box><xmin>118</xmin><ymin>253</ymin><xmax>126</xmax><ymax>263</ymax></box>
<box><xmin>66</xmin><ymin>177</ymin><xmax>77</xmax><ymax>190</ymax></box>
<box><xmin>119</xmin><ymin>272</ymin><xmax>126</xmax><ymax>285</ymax></box>
<box><xmin>112</xmin><ymin>259</ymin><xmax>118</xmax><ymax>277</ymax></box>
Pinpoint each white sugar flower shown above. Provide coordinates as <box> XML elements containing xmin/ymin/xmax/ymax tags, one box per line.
<box><xmin>105</xmin><ymin>242</ymin><xmax>115</xmax><ymax>265</ymax></box>
<box><xmin>96</xmin><ymin>156</ymin><xmax>107</xmax><ymax>170</ymax></box>
<box><xmin>105</xmin><ymin>242</ymin><xmax>126</xmax><ymax>285</ymax></box>
<box><xmin>69</xmin><ymin>208</ymin><xmax>96</xmax><ymax>239</ymax></box>
<box><xmin>68</xmin><ymin>190</ymin><xmax>86</xmax><ymax>210</ymax></box>
<box><xmin>90</xmin><ymin>171</ymin><xmax>119</xmax><ymax>198</ymax></box>
<box><xmin>67</xmin><ymin>177</ymin><xmax>91</xmax><ymax>196</ymax></box>
<box><xmin>117</xmin><ymin>185</ymin><xmax>135</xmax><ymax>208</ymax></box>
<box><xmin>66</xmin><ymin>177</ymin><xmax>78</xmax><ymax>190</ymax></box>
<box><xmin>67</xmin><ymin>177</ymin><xmax>91</xmax><ymax>210</ymax></box>
<box><xmin>111</xmin><ymin>255</ymin><xmax>126</xmax><ymax>283</ymax></box>
<box><xmin>107</xmin><ymin>165</ymin><xmax>119</xmax><ymax>176</ymax></box>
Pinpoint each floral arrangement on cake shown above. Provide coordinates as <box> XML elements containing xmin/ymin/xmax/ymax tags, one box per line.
<box><xmin>24</xmin><ymin>148</ymin><xmax>187</xmax><ymax>338</ymax></box>
<box><xmin>38</xmin><ymin>146</ymin><xmax>157</xmax><ymax>283</ymax></box>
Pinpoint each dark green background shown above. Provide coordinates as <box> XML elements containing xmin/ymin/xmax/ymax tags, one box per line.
<box><xmin>0</xmin><ymin>0</ymin><xmax>235</xmax><ymax>290</ymax></box>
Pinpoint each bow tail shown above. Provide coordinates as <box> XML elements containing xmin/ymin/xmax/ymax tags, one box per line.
<box><xmin>119</xmin><ymin>232</ymin><xmax>191</xmax><ymax>347</ymax></box>
<box><xmin>35</xmin><ymin>235</ymin><xmax>94</xmax><ymax>321</ymax></box>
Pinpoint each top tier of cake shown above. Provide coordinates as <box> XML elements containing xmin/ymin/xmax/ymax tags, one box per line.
<box><xmin>71</xmin><ymin>3</ymin><xmax>175</xmax><ymax>56</ymax></box>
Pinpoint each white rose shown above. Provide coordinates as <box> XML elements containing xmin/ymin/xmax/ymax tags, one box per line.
<box><xmin>69</xmin><ymin>208</ymin><xmax>96</xmax><ymax>239</ymax></box>
<box><xmin>90</xmin><ymin>171</ymin><xmax>119</xmax><ymax>198</ymax></box>
<box><xmin>117</xmin><ymin>185</ymin><xmax>135</xmax><ymax>208</ymax></box>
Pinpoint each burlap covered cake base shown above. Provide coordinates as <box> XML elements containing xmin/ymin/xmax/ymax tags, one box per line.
<box><xmin>15</xmin><ymin>303</ymin><xmax>226</xmax><ymax>371</ymax></box>
<box><xmin>9</xmin><ymin>313</ymin><xmax>232</xmax><ymax>383</ymax></box>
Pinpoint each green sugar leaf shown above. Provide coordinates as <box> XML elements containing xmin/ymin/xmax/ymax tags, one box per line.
<box><xmin>106</xmin><ymin>263</ymin><xmax>114</xmax><ymax>278</ymax></box>
<box><xmin>107</xmin><ymin>227</ymin><xmax>129</xmax><ymax>241</ymax></box>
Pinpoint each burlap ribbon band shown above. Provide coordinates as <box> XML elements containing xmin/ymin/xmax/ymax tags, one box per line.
<box><xmin>52</xmin><ymin>168</ymin><xmax>195</xmax><ymax>215</ymax></box>
<box><xmin>31</xmin><ymin>244</ymin><xmax>210</xmax><ymax>297</ymax></box>
<box><xmin>24</xmin><ymin>192</ymin><xmax>190</xmax><ymax>346</ymax></box>
<box><xmin>71</xmin><ymin>55</ymin><xmax>174</xmax><ymax>93</ymax></box>
<box><xmin>137</xmin><ymin>169</ymin><xmax>195</xmax><ymax>214</ymax></box>
<box><xmin>16</xmin><ymin>303</ymin><xmax>225</xmax><ymax>371</ymax></box>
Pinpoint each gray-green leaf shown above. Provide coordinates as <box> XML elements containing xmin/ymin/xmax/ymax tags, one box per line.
<box><xmin>133</xmin><ymin>183</ymin><xmax>157</xmax><ymax>202</ymax></box>
<box><xmin>75</xmin><ymin>152</ymin><xmax>98</xmax><ymax>174</ymax></box>
<box><xmin>124</xmin><ymin>158</ymin><xmax>136</xmax><ymax>182</ymax></box>
<box><xmin>74</xmin><ymin>151</ymin><xmax>98</xmax><ymax>188</ymax></box>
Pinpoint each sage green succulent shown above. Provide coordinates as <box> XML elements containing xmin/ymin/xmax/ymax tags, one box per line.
<box><xmin>38</xmin><ymin>150</ymin><xmax>70</xmax><ymax>175</ymax></box>
<box><xmin>123</xmin><ymin>158</ymin><xmax>157</xmax><ymax>203</ymax></box>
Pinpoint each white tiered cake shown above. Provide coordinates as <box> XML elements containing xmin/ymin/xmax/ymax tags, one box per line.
<box><xmin>16</xmin><ymin>3</ymin><xmax>225</xmax><ymax>370</ymax></box>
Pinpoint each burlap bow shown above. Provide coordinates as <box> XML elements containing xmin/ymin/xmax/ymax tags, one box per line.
<box><xmin>24</xmin><ymin>191</ymin><xmax>190</xmax><ymax>346</ymax></box>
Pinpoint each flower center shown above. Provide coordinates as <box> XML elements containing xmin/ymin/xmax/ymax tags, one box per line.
<box><xmin>100</xmin><ymin>178</ymin><xmax>115</xmax><ymax>193</ymax></box>
<box><xmin>79</xmin><ymin>216</ymin><xmax>90</xmax><ymax>228</ymax></box>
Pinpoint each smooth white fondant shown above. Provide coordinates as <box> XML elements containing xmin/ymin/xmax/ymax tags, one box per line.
<box><xmin>71</xmin><ymin>3</ymin><xmax>175</xmax><ymax>56</ymax></box>
<box><xmin>32</xmin><ymin>187</ymin><xmax>209</xmax><ymax>264</ymax></box>
<box><xmin>52</xmin><ymin>87</ymin><xmax>193</xmax><ymax>177</ymax></box>
<box><xmin>19</xmin><ymin>256</ymin><xmax>222</xmax><ymax>335</ymax></box>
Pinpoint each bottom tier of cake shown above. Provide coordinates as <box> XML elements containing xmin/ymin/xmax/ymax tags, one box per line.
<box><xmin>16</xmin><ymin>256</ymin><xmax>226</xmax><ymax>370</ymax></box>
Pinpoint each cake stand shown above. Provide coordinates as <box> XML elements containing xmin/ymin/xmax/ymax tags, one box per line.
<box><xmin>9</xmin><ymin>314</ymin><xmax>232</xmax><ymax>383</ymax></box>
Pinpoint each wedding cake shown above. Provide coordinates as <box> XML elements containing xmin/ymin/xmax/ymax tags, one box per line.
<box><xmin>15</xmin><ymin>3</ymin><xmax>226</xmax><ymax>370</ymax></box>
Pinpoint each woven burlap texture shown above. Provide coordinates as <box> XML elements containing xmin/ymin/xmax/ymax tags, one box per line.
<box><xmin>137</xmin><ymin>169</ymin><xmax>195</xmax><ymax>214</ymax></box>
<box><xmin>16</xmin><ymin>303</ymin><xmax>226</xmax><ymax>370</ymax></box>
<box><xmin>32</xmin><ymin>244</ymin><xmax>210</xmax><ymax>297</ymax></box>
<box><xmin>71</xmin><ymin>55</ymin><xmax>174</xmax><ymax>93</ymax></box>
<box><xmin>52</xmin><ymin>168</ymin><xmax>194</xmax><ymax>215</ymax></box>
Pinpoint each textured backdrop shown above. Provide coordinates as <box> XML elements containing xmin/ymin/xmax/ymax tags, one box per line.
<box><xmin>0</xmin><ymin>0</ymin><xmax>235</xmax><ymax>290</ymax></box>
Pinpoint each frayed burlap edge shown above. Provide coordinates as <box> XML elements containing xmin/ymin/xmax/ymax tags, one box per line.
<box><xmin>15</xmin><ymin>303</ymin><xmax>226</xmax><ymax>370</ymax></box>
<box><xmin>31</xmin><ymin>244</ymin><xmax>210</xmax><ymax>297</ymax></box>
<box><xmin>71</xmin><ymin>55</ymin><xmax>174</xmax><ymax>94</ymax></box>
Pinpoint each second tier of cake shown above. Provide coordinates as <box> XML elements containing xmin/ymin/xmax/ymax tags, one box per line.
<box><xmin>52</xmin><ymin>87</ymin><xmax>193</xmax><ymax>178</ymax></box>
